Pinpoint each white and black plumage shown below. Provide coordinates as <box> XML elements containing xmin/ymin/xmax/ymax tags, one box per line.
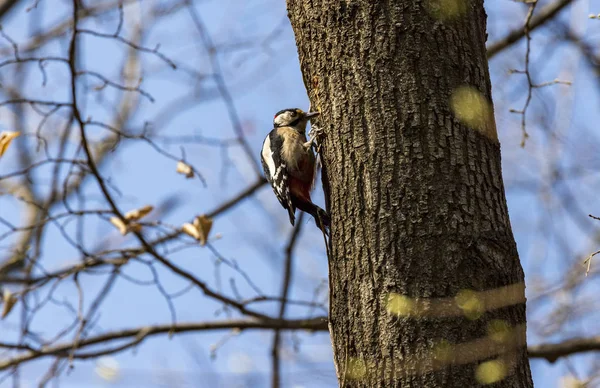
<box><xmin>261</xmin><ymin>108</ymin><xmax>330</xmax><ymax>230</ymax></box>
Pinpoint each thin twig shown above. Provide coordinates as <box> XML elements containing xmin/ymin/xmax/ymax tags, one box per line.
<box><xmin>271</xmin><ymin>214</ymin><xmax>304</xmax><ymax>388</ymax></box>
<box><xmin>487</xmin><ymin>0</ymin><xmax>574</xmax><ymax>58</ymax></box>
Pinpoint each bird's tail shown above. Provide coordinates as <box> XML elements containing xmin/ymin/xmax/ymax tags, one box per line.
<box><xmin>294</xmin><ymin>199</ymin><xmax>330</xmax><ymax>232</ymax></box>
<box><xmin>286</xmin><ymin>205</ymin><xmax>296</xmax><ymax>226</ymax></box>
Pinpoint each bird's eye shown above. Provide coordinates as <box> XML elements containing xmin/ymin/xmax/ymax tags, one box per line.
<box><xmin>290</xmin><ymin>111</ymin><xmax>296</xmax><ymax>117</ymax></box>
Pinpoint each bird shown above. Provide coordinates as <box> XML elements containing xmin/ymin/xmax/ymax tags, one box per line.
<box><xmin>260</xmin><ymin>108</ymin><xmax>330</xmax><ymax>231</ymax></box>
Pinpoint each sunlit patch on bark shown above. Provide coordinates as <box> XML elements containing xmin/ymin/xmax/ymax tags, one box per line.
<box><xmin>475</xmin><ymin>359</ymin><xmax>507</xmax><ymax>385</ymax></box>
<box><xmin>385</xmin><ymin>283</ymin><xmax>525</xmax><ymax>319</ymax></box>
<box><xmin>455</xmin><ymin>289</ymin><xmax>485</xmax><ymax>320</ymax></box>
<box><xmin>386</xmin><ymin>293</ymin><xmax>415</xmax><ymax>316</ymax></box>
<box><xmin>426</xmin><ymin>0</ymin><xmax>469</xmax><ymax>20</ymax></box>
<box><xmin>450</xmin><ymin>86</ymin><xmax>498</xmax><ymax>141</ymax></box>
<box><xmin>487</xmin><ymin>319</ymin><xmax>513</xmax><ymax>343</ymax></box>
<box><xmin>432</xmin><ymin>340</ymin><xmax>453</xmax><ymax>363</ymax></box>
<box><xmin>345</xmin><ymin>357</ymin><xmax>368</xmax><ymax>380</ymax></box>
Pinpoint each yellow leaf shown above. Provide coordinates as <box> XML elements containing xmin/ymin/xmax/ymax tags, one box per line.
<box><xmin>2</xmin><ymin>289</ymin><xmax>18</xmax><ymax>319</ymax></box>
<box><xmin>193</xmin><ymin>215</ymin><xmax>213</xmax><ymax>246</ymax></box>
<box><xmin>181</xmin><ymin>222</ymin><xmax>201</xmax><ymax>239</ymax></box>
<box><xmin>0</xmin><ymin>131</ymin><xmax>20</xmax><ymax>158</ymax></box>
<box><xmin>176</xmin><ymin>161</ymin><xmax>194</xmax><ymax>178</ymax></box>
<box><xmin>110</xmin><ymin>216</ymin><xmax>143</xmax><ymax>235</ymax></box>
<box><xmin>124</xmin><ymin>205</ymin><xmax>154</xmax><ymax>221</ymax></box>
<box><xmin>109</xmin><ymin>217</ymin><xmax>128</xmax><ymax>235</ymax></box>
<box><xmin>181</xmin><ymin>216</ymin><xmax>213</xmax><ymax>245</ymax></box>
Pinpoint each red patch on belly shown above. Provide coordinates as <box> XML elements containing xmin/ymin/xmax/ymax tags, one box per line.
<box><xmin>290</xmin><ymin>177</ymin><xmax>311</xmax><ymax>203</ymax></box>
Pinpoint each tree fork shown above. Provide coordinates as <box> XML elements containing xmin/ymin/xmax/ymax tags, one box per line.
<box><xmin>287</xmin><ymin>1</ymin><xmax>533</xmax><ymax>387</ymax></box>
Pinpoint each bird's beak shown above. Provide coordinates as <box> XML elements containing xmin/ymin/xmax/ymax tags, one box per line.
<box><xmin>304</xmin><ymin>111</ymin><xmax>320</xmax><ymax>120</ymax></box>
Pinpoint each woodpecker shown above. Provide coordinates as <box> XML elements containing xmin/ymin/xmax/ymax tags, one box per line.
<box><xmin>261</xmin><ymin>108</ymin><xmax>330</xmax><ymax>230</ymax></box>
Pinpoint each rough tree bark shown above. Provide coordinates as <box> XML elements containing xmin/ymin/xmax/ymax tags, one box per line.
<box><xmin>287</xmin><ymin>1</ymin><xmax>533</xmax><ymax>387</ymax></box>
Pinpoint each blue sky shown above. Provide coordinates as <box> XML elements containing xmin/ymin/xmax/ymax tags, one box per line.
<box><xmin>0</xmin><ymin>0</ymin><xmax>599</xmax><ymax>387</ymax></box>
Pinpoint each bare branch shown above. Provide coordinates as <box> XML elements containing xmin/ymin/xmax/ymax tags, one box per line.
<box><xmin>271</xmin><ymin>214</ymin><xmax>304</xmax><ymax>388</ymax></box>
<box><xmin>0</xmin><ymin>317</ymin><xmax>328</xmax><ymax>371</ymax></box>
<box><xmin>185</xmin><ymin>1</ymin><xmax>262</xmax><ymax>177</ymax></box>
<box><xmin>487</xmin><ymin>0</ymin><xmax>574</xmax><ymax>58</ymax></box>
<box><xmin>0</xmin><ymin>0</ymin><xmax>22</xmax><ymax>21</ymax></box>
<box><xmin>528</xmin><ymin>336</ymin><xmax>600</xmax><ymax>363</ymax></box>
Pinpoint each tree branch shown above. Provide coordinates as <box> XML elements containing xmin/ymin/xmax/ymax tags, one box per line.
<box><xmin>0</xmin><ymin>0</ymin><xmax>22</xmax><ymax>20</ymax></box>
<box><xmin>528</xmin><ymin>336</ymin><xmax>600</xmax><ymax>363</ymax></box>
<box><xmin>559</xmin><ymin>26</ymin><xmax>600</xmax><ymax>78</ymax></box>
<box><xmin>271</xmin><ymin>213</ymin><xmax>304</xmax><ymax>388</ymax></box>
<box><xmin>0</xmin><ymin>178</ymin><xmax>267</xmax><ymax>287</ymax></box>
<box><xmin>487</xmin><ymin>0</ymin><xmax>574</xmax><ymax>59</ymax></box>
<box><xmin>0</xmin><ymin>317</ymin><xmax>328</xmax><ymax>371</ymax></box>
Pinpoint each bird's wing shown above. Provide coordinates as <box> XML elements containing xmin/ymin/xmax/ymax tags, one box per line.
<box><xmin>261</xmin><ymin>130</ymin><xmax>295</xmax><ymax>225</ymax></box>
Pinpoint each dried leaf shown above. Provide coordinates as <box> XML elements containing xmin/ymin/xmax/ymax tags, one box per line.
<box><xmin>181</xmin><ymin>223</ymin><xmax>201</xmax><ymax>239</ymax></box>
<box><xmin>110</xmin><ymin>217</ymin><xmax>143</xmax><ymax>236</ymax></box>
<box><xmin>2</xmin><ymin>289</ymin><xmax>18</xmax><ymax>319</ymax></box>
<box><xmin>176</xmin><ymin>161</ymin><xmax>194</xmax><ymax>178</ymax></box>
<box><xmin>109</xmin><ymin>217</ymin><xmax>128</xmax><ymax>235</ymax></box>
<box><xmin>193</xmin><ymin>215</ymin><xmax>213</xmax><ymax>246</ymax></box>
<box><xmin>0</xmin><ymin>131</ymin><xmax>20</xmax><ymax>158</ymax></box>
<box><xmin>182</xmin><ymin>215</ymin><xmax>213</xmax><ymax>245</ymax></box>
<box><xmin>128</xmin><ymin>223</ymin><xmax>142</xmax><ymax>234</ymax></box>
<box><xmin>124</xmin><ymin>205</ymin><xmax>154</xmax><ymax>221</ymax></box>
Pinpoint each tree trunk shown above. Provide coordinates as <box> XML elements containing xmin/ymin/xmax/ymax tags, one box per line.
<box><xmin>287</xmin><ymin>1</ymin><xmax>533</xmax><ymax>387</ymax></box>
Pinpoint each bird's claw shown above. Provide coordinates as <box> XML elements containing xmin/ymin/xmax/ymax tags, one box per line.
<box><xmin>306</xmin><ymin>124</ymin><xmax>324</xmax><ymax>152</ymax></box>
<box><xmin>303</xmin><ymin>139</ymin><xmax>316</xmax><ymax>151</ymax></box>
<box><xmin>309</xmin><ymin>125</ymin><xmax>324</xmax><ymax>139</ymax></box>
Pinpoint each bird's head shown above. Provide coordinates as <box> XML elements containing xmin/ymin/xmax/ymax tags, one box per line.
<box><xmin>273</xmin><ymin>108</ymin><xmax>319</xmax><ymax>131</ymax></box>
